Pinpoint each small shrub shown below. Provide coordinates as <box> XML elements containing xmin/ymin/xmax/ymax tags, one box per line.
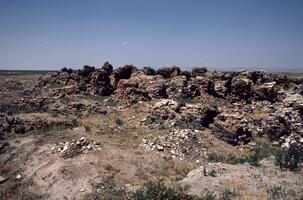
<box><xmin>245</xmin><ymin>144</ymin><xmax>273</xmax><ymax>167</ymax></box>
<box><xmin>208</xmin><ymin>169</ymin><xmax>217</xmax><ymax>177</ymax></box>
<box><xmin>83</xmin><ymin>176</ymin><xmax>127</xmax><ymax>200</ymax></box>
<box><xmin>105</xmin><ymin>99</ymin><xmax>118</xmax><ymax>107</ymax></box>
<box><xmin>130</xmin><ymin>180</ymin><xmax>205</xmax><ymax>200</ymax></box>
<box><xmin>207</xmin><ymin>152</ymin><xmax>245</xmax><ymax>165</ymax></box>
<box><xmin>275</xmin><ymin>145</ymin><xmax>303</xmax><ymax>171</ymax></box>
<box><xmin>200</xmin><ymin>188</ymin><xmax>216</xmax><ymax>200</ymax></box>
<box><xmin>219</xmin><ymin>189</ymin><xmax>240</xmax><ymax>200</ymax></box>
<box><xmin>179</xmin><ymin>98</ymin><xmax>204</xmax><ymax>105</ymax></box>
<box><xmin>208</xmin><ymin>144</ymin><xmax>273</xmax><ymax>167</ymax></box>
<box><xmin>115</xmin><ymin>118</ymin><xmax>124</xmax><ymax>126</ymax></box>
<box><xmin>0</xmin><ymin>178</ymin><xmax>46</xmax><ymax>200</ymax></box>
<box><xmin>84</xmin><ymin>125</ymin><xmax>91</xmax><ymax>132</ymax></box>
<box><xmin>266</xmin><ymin>185</ymin><xmax>295</xmax><ymax>200</ymax></box>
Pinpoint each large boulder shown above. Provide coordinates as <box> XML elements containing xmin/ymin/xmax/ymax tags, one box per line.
<box><xmin>78</xmin><ymin>65</ymin><xmax>95</xmax><ymax>77</ymax></box>
<box><xmin>113</xmin><ymin>79</ymin><xmax>150</xmax><ymax>103</ymax></box>
<box><xmin>246</xmin><ymin>70</ymin><xmax>272</xmax><ymax>84</ymax></box>
<box><xmin>283</xmin><ymin>93</ymin><xmax>303</xmax><ymax>107</ymax></box>
<box><xmin>214</xmin><ymin>80</ymin><xmax>229</xmax><ymax>97</ymax></box>
<box><xmin>230</xmin><ymin>75</ymin><xmax>253</xmax><ymax>100</ymax></box>
<box><xmin>117</xmin><ymin>79</ymin><xmax>138</xmax><ymax>89</ymax></box>
<box><xmin>142</xmin><ymin>66</ymin><xmax>156</xmax><ymax>76</ymax></box>
<box><xmin>192</xmin><ymin>67</ymin><xmax>207</xmax><ymax>77</ymax></box>
<box><xmin>190</xmin><ymin>77</ymin><xmax>216</xmax><ymax>96</ymax></box>
<box><xmin>91</xmin><ymin>69</ymin><xmax>111</xmax><ymax>84</ymax></box>
<box><xmin>211</xmin><ymin>123</ymin><xmax>252</xmax><ymax>145</ymax></box>
<box><xmin>145</xmin><ymin>100</ymin><xmax>218</xmax><ymax>130</ymax></box>
<box><xmin>253</xmin><ymin>82</ymin><xmax>278</xmax><ymax>102</ymax></box>
<box><xmin>157</xmin><ymin>66</ymin><xmax>181</xmax><ymax>79</ymax></box>
<box><xmin>113</xmin><ymin>65</ymin><xmax>136</xmax><ymax>84</ymax></box>
<box><xmin>146</xmin><ymin>82</ymin><xmax>168</xmax><ymax>99</ymax></box>
<box><xmin>180</xmin><ymin>71</ymin><xmax>191</xmax><ymax>80</ymax></box>
<box><xmin>100</xmin><ymin>62</ymin><xmax>113</xmax><ymax>75</ymax></box>
<box><xmin>60</xmin><ymin>67</ymin><xmax>73</xmax><ymax>74</ymax></box>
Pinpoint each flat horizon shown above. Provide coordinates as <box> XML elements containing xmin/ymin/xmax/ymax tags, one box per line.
<box><xmin>1</xmin><ymin>0</ymin><xmax>303</xmax><ymax>72</ymax></box>
<box><xmin>1</xmin><ymin>65</ymin><xmax>302</xmax><ymax>73</ymax></box>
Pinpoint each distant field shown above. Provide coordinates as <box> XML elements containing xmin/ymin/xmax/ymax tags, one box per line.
<box><xmin>0</xmin><ymin>70</ymin><xmax>57</xmax><ymax>76</ymax></box>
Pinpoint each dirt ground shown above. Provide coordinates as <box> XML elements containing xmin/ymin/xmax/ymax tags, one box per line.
<box><xmin>2</xmin><ymin>126</ymin><xmax>302</xmax><ymax>200</ymax></box>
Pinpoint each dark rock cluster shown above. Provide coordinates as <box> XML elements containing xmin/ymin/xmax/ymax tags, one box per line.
<box><xmin>36</xmin><ymin>63</ymin><xmax>302</xmax><ymax>105</ymax></box>
<box><xmin>3</xmin><ymin>63</ymin><xmax>302</xmax><ymax>149</ymax></box>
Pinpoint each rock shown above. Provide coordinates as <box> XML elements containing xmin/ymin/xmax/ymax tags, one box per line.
<box><xmin>190</xmin><ymin>77</ymin><xmax>216</xmax><ymax>96</ymax></box>
<box><xmin>0</xmin><ymin>140</ymin><xmax>9</xmax><ymax>151</ymax></box>
<box><xmin>283</xmin><ymin>93</ymin><xmax>303</xmax><ymax>107</ymax></box>
<box><xmin>100</xmin><ymin>62</ymin><xmax>113</xmax><ymax>75</ymax></box>
<box><xmin>261</xmin><ymin>106</ymin><xmax>302</xmax><ymax>139</ymax></box>
<box><xmin>157</xmin><ymin>66</ymin><xmax>181</xmax><ymax>79</ymax></box>
<box><xmin>145</xmin><ymin>81</ymin><xmax>168</xmax><ymax>99</ymax></box>
<box><xmin>1</xmin><ymin>116</ymin><xmax>76</xmax><ymax>135</ymax></box>
<box><xmin>117</xmin><ymin>79</ymin><xmax>138</xmax><ymax>89</ymax></box>
<box><xmin>211</xmin><ymin>123</ymin><xmax>252</xmax><ymax>145</ymax></box>
<box><xmin>53</xmin><ymin>137</ymin><xmax>101</xmax><ymax>158</ymax></box>
<box><xmin>145</xmin><ymin>99</ymin><xmax>218</xmax><ymax>130</ymax></box>
<box><xmin>60</xmin><ymin>67</ymin><xmax>73</xmax><ymax>74</ymax></box>
<box><xmin>91</xmin><ymin>70</ymin><xmax>111</xmax><ymax>84</ymax></box>
<box><xmin>253</xmin><ymin>81</ymin><xmax>278</xmax><ymax>101</ymax></box>
<box><xmin>142</xmin><ymin>66</ymin><xmax>156</xmax><ymax>75</ymax></box>
<box><xmin>230</xmin><ymin>75</ymin><xmax>253</xmax><ymax>100</ymax></box>
<box><xmin>15</xmin><ymin>174</ymin><xmax>22</xmax><ymax>179</ymax></box>
<box><xmin>70</xmin><ymin>102</ymin><xmax>85</xmax><ymax>110</ymax></box>
<box><xmin>180</xmin><ymin>71</ymin><xmax>191</xmax><ymax>80</ymax></box>
<box><xmin>122</xmin><ymin>88</ymin><xmax>151</xmax><ymax>103</ymax></box>
<box><xmin>78</xmin><ymin>65</ymin><xmax>95</xmax><ymax>77</ymax></box>
<box><xmin>214</xmin><ymin>80</ymin><xmax>229</xmax><ymax>97</ymax></box>
<box><xmin>154</xmin><ymin>99</ymin><xmax>178</xmax><ymax>109</ymax></box>
<box><xmin>0</xmin><ymin>176</ymin><xmax>8</xmax><ymax>184</ymax></box>
<box><xmin>113</xmin><ymin>65</ymin><xmax>136</xmax><ymax>84</ymax></box>
<box><xmin>141</xmin><ymin>129</ymin><xmax>207</xmax><ymax>161</ymax></box>
<box><xmin>170</xmin><ymin>76</ymin><xmax>187</xmax><ymax>88</ymax></box>
<box><xmin>192</xmin><ymin>67</ymin><xmax>207</xmax><ymax>77</ymax></box>
<box><xmin>113</xmin><ymin>79</ymin><xmax>151</xmax><ymax>104</ymax></box>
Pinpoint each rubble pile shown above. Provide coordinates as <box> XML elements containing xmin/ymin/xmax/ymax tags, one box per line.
<box><xmin>0</xmin><ymin>140</ymin><xmax>9</xmax><ymax>153</ymax></box>
<box><xmin>141</xmin><ymin>129</ymin><xmax>207</xmax><ymax>161</ymax></box>
<box><xmin>259</xmin><ymin>106</ymin><xmax>302</xmax><ymax>139</ymax></box>
<box><xmin>38</xmin><ymin>62</ymin><xmax>116</xmax><ymax>96</ymax></box>
<box><xmin>279</xmin><ymin>133</ymin><xmax>303</xmax><ymax>149</ymax></box>
<box><xmin>15</xmin><ymin>96</ymin><xmax>52</xmax><ymax>111</ymax></box>
<box><xmin>51</xmin><ymin>137</ymin><xmax>101</xmax><ymax>158</ymax></box>
<box><xmin>1</xmin><ymin>63</ymin><xmax>302</xmax><ymax>148</ymax></box>
<box><xmin>143</xmin><ymin>99</ymin><xmax>218</xmax><ymax>130</ymax></box>
<box><xmin>156</xmin><ymin>66</ymin><xmax>181</xmax><ymax>79</ymax></box>
<box><xmin>11</xmin><ymin>62</ymin><xmax>300</xmax><ymax>106</ymax></box>
<box><xmin>67</xmin><ymin>102</ymin><xmax>108</xmax><ymax>115</ymax></box>
<box><xmin>113</xmin><ymin>79</ymin><xmax>151</xmax><ymax>103</ymax></box>
<box><xmin>0</xmin><ymin>116</ymin><xmax>76</xmax><ymax>135</ymax></box>
<box><xmin>17</xmin><ymin>63</ymin><xmax>302</xmax><ymax>108</ymax></box>
<box><xmin>211</xmin><ymin>123</ymin><xmax>252</xmax><ymax>145</ymax></box>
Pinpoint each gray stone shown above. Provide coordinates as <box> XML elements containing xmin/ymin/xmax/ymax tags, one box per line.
<box><xmin>0</xmin><ymin>176</ymin><xmax>8</xmax><ymax>184</ymax></box>
<box><xmin>0</xmin><ymin>140</ymin><xmax>9</xmax><ymax>150</ymax></box>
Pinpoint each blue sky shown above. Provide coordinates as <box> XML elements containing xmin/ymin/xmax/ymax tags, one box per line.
<box><xmin>0</xmin><ymin>0</ymin><xmax>302</xmax><ymax>71</ymax></box>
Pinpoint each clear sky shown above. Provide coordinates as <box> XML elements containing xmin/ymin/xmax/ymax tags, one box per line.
<box><xmin>0</xmin><ymin>0</ymin><xmax>302</xmax><ymax>71</ymax></box>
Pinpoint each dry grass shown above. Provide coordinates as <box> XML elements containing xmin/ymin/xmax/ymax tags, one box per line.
<box><xmin>0</xmin><ymin>74</ymin><xmax>41</xmax><ymax>85</ymax></box>
<box><xmin>253</xmin><ymin>112</ymin><xmax>270</xmax><ymax>120</ymax></box>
